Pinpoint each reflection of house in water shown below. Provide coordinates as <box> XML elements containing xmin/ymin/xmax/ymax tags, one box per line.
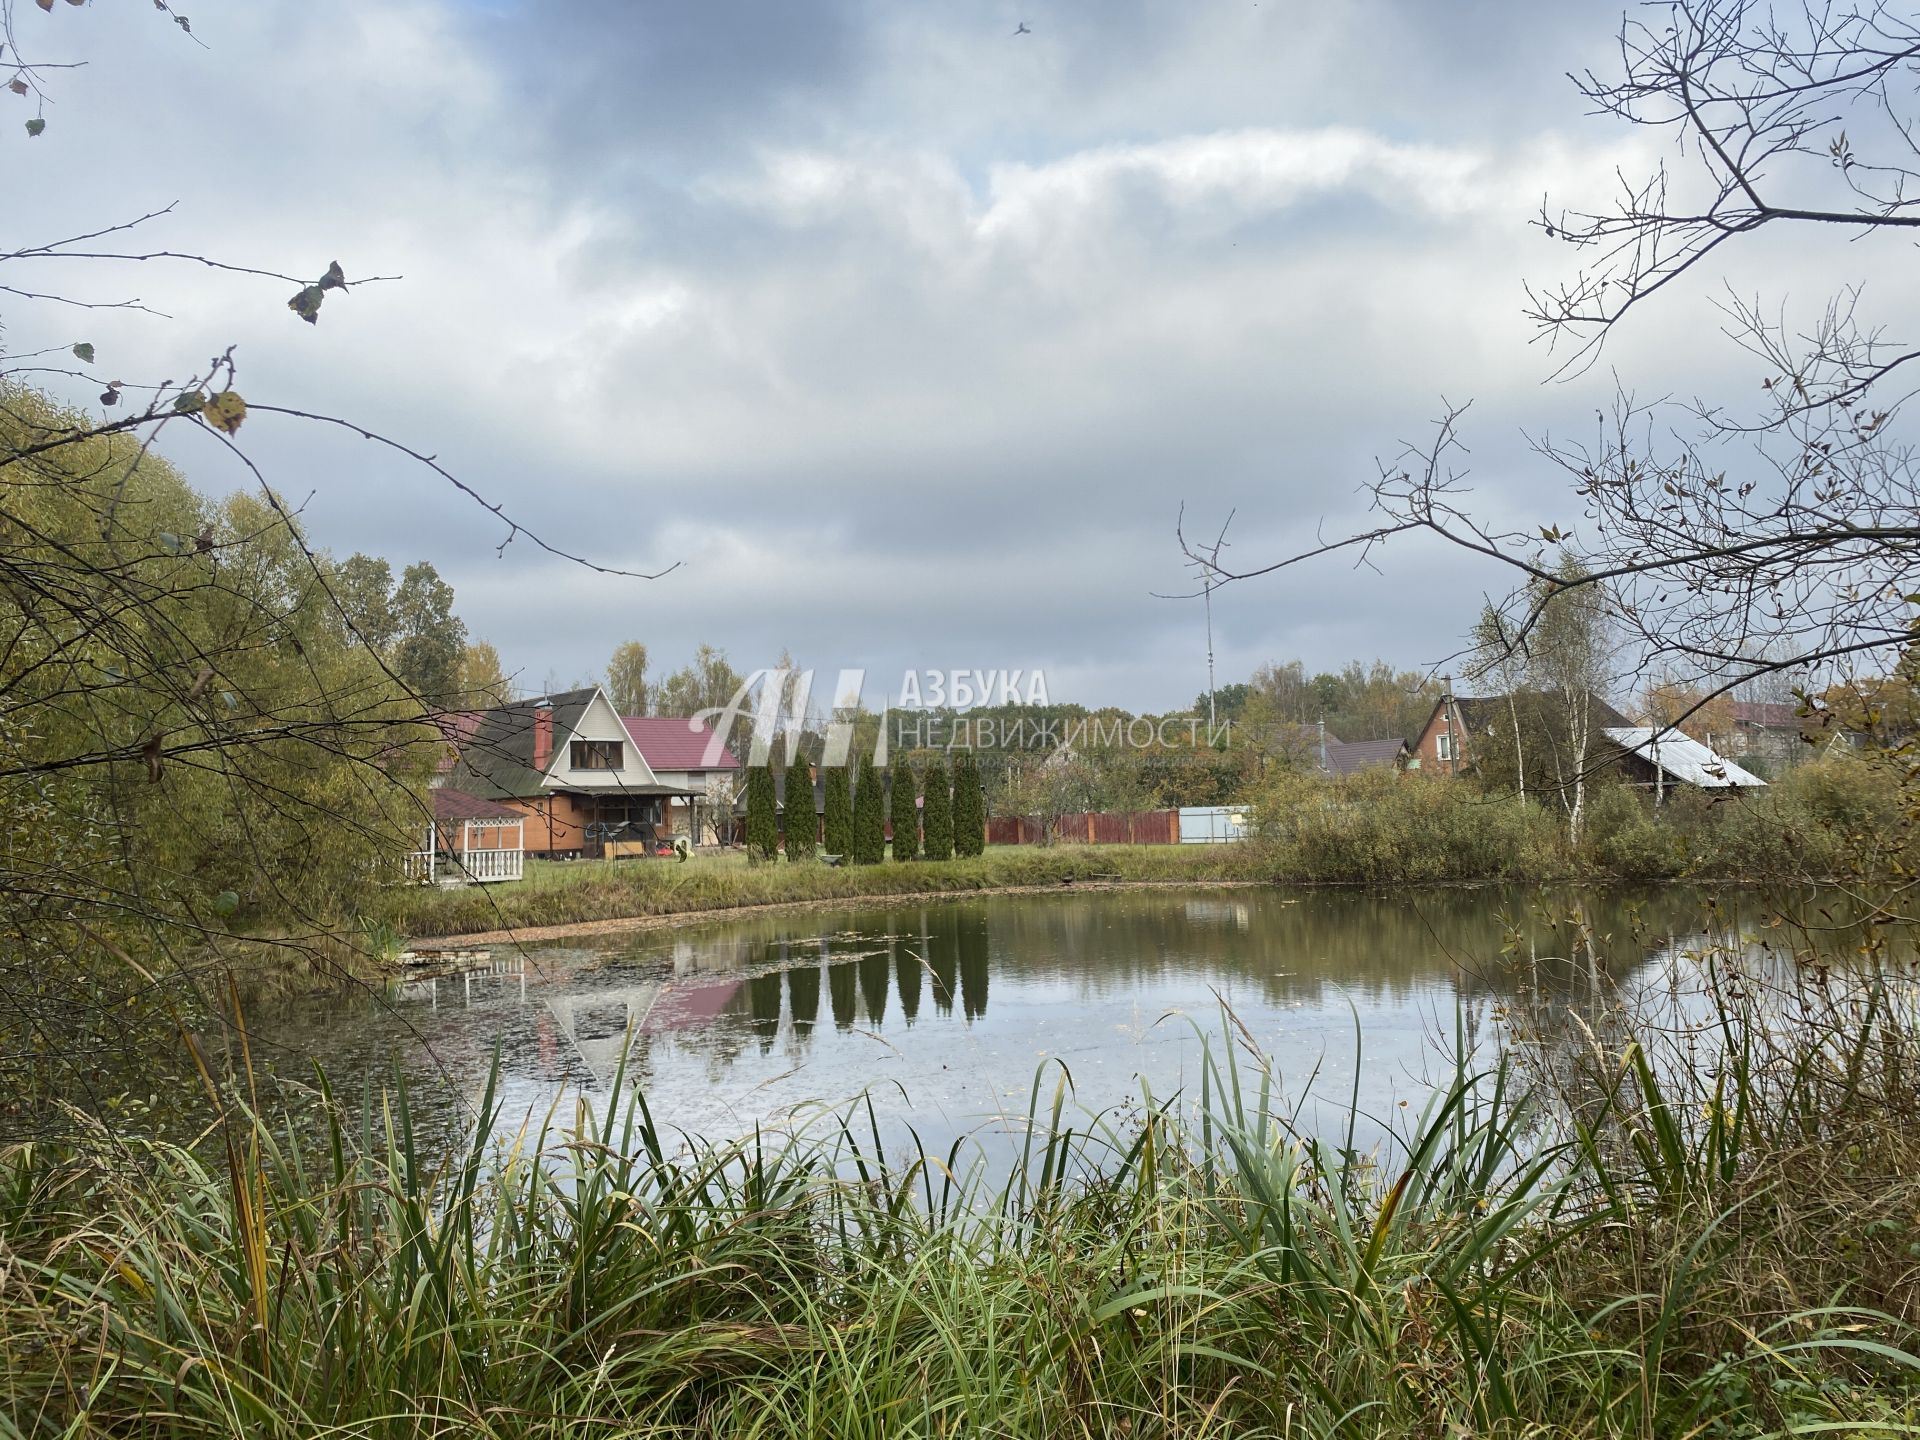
<box><xmin>1183</xmin><ymin>898</ymin><xmax>1252</xmax><ymax>931</ymax></box>
<box><xmin>543</xmin><ymin>978</ymin><xmax>744</xmax><ymax>1086</ymax></box>
<box><xmin>395</xmin><ymin>954</ymin><xmax>528</xmax><ymax>1007</ymax></box>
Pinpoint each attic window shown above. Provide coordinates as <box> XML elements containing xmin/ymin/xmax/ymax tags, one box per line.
<box><xmin>1436</xmin><ymin>733</ymin><xmax>1453</xmax><ymax>761</ymax></box>
<box><xmin>570</xmin><ymin>739</ymin><xmax>623</xmax><ymax>770</ymax></box>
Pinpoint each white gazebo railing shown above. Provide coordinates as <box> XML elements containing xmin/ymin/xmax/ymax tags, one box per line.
<box><xmin>405</xmin><ymin>818</ymin><xmax>526</xmax><ymax>885</ymax></box>
<box><xmin>448</xmin><ymin>846</ymin><xmax>525</xmax><ymax>882</ymax></box>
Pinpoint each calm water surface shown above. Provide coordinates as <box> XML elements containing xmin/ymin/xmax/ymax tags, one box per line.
<box><xmin>236</xmin><ymin>886</ymin><xmax>1827</xmax><ymax>1161</ymax></box>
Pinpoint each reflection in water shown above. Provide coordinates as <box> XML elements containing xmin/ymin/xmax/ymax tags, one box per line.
<box><xmin>234</xmin><ymin>886</ymin><xmax>1912</xmax><ymax>1166</ymax></box>
<box><xmin>787</xmin><ymin>955</ymin><xmax>819</xmax><ymax>1036</ymax></box>
<box><xmin>894</xmin><ymin>934</ymin><xmax>922</xmax><ymax>1025</ymax></box>
<box><xmin>748</xmin><ymin>971</ymin><xmax>781</xmax><ymax>1054</ymax></box>
<box><xmin>959</xmin><ymin>916</ymin><xmax>988</xmax><ymax>1022</ymax></box>
<box><xmin>860</xmin><ymin>950</ymin><xmax>889</xmax><ymax>1027</ymax></box>
<box><xmin>929</xmin><ymin>928</ymin><xmax>957</xmax><ymax>1015</ymax></box>
<box><xmin>829</xmin><ymin>960</ymin><xmax>858</xmax><ymax>1031</ymax></box>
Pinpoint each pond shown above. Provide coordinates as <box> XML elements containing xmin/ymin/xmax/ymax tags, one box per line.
<box><xmin>233</xmin><ymin>884</ymin><xmax>1858</xmax><ymax>1166</ymax></box>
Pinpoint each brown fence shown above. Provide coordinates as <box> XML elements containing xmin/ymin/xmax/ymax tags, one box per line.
<box><xmin>986</xmin><ymin>810</ymin><xmax>1180</xmax><ymax>846</ymax></box>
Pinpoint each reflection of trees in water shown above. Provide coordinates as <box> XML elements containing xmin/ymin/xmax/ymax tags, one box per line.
<box><xmin>894</xmin><ymin>932</ymin><xmax>922</xmax><ymax>1025</ymax></box>
<box><xmin>929</xmin><ymin>927</ymin><xmax>958</xmax><ymax>1016</ymax></box>
<box><xmin>786</xmin><ymin>959</ymin><xmax>819</xmax><ymax>1036</ymax></box>
<box><xmin>241</xmin><ymin>886</ymin><xmax>1919</xmax><ymax>1158</ymax></box>
<box><xmin>958</xmin><ymin>915</ymin><xmax>989</xmax><ymax>1022</ymax></box>
<box><xmin>859</xmin><ymin>950</ymin><xmax>890</xmax><ymax>1026</ymax></box>
<box><xmin>535</xmin><ymin>889</ymin><xmax>1917</xmax><ymax>1086</ymax></box>
<box><xmin>966</xmin><ymin>888</ymin><xmax>1731</xmax><ymax>1010</ymax></box>
<box><xmin>1491</xmin><ymin>891</ymin><xmax>1920</xmax><ymax>1168</ymax></box>
<box><xmin>747</xmin><ymin>971</ymin><xmax>782</xmax><ymax>1055</ymax></box>
<box><xmin>829</xmin><ymin>961</ymin><xmax>858</xmax><ymax>1031</ymax></box>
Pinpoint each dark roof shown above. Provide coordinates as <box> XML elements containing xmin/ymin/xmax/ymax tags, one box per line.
<box><xmin>432</xmin><ymin>787</ymin><xmax>525</xmax><ymax>824</ymax></box>
<box><xmin>1322</xmin><ymin>738</ymin><xmax>1408</xmax><ymax>776</ymax></box>
<box><xmin>1446</xmin><ymin>690</ymin><xmax>1635</xmax><ymax>736</ymax></box>
<box><xmin>622</xmin><ymin>716</ymin><xmax>742</xmax><ymax>771</ymax></box>
<box><xmin>443</xmin><ymin>687</ymin><xmax>599</xmax><ymax>801</ymax></box>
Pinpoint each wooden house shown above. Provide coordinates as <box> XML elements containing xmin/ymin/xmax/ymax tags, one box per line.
<box><xmin>436</xmin><ymin>686</ymin><xmax>700</xmax><ymax>858</ymax></box>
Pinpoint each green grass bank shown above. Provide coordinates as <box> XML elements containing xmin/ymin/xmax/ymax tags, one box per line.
<box><xmin>382</xmin><ymin>843</ymin><xmax>1270</xmax><ymax>940</ymax></box>
<box><xmin>384</xmin><ymin>753</ymin><xmax>1902</xmax><ymax>941</ymax></box>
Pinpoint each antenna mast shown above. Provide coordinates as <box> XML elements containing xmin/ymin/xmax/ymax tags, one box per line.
<box><xmin>1187</xmin><ymin>511</ymin><xmax>1234</xmax><ymax>729</ymax></box>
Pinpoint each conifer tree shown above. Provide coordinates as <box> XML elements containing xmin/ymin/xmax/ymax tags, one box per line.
<box><xmin>889</xmin><ymin>763</ymin><xmax>918</xmax><ymax>861</ymax></box>
<box><xmin>746</xmin><ymin>764</ymin><xmax>778</xmax><ymax>862</ymax></box>
<box><xmin>952</xmin><ymin>751</ymin><xmax>986</xmax><ymax>856</ymax></box>
<box><xmin>921</xmin><ymin>758</ymin><xmax>952</xmax><ymax>861</ymax></box>
<box><xmin>823</xmin><ymin>764</ymin><xmax>853</xmax><ymax>857</ymax></box>
<box><xmin>852</xmin><ymin>755</ymin><xmax>886</xmax><ymax>864</ymax></box>
<box><xmin>783</xmin><ymin>747</ymin><xmax>816</xmax><ymax>861</ymax></box>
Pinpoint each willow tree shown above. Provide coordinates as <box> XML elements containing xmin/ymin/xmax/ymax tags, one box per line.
<box><xmin>0</xmin><ymin>389</ymin><xmax>435</xmax><ymax>1136</ymax></box>
<box><xmin>1</xmin><ymin>5</ymin><xmax>669</xmax><ymax>1143</ymax></box>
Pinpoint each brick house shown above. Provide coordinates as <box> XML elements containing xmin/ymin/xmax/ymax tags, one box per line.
<box><xmin>1408</xmin><ymin>689</ymin><xmax>1634</xmax><ymax>776</ymax></box>
<box><xmin>436</xmin><ymin>686</ymin><xmax>699</xmax><ymax>858</ymax></box>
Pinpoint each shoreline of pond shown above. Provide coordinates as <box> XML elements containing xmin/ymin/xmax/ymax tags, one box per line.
<box><xmin>404</xmin><ymin>876</ymin><xmax>1271</xmax><ymax>949</ymax></box>
<box><xmin>399</xmin><ymin>869</ymin><xmax>1831</xmax><ymax>951</ymax></box>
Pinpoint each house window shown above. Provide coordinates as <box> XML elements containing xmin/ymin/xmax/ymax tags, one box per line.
<box><xmin>570</xmin><ymin>739</ymin><xmax>623</xmax><ymax>770</ymax></box>
<box><xmin>1436</xmin><ymin>732</ymin><xmax>1453</xmax><ymax>762</ymax></box>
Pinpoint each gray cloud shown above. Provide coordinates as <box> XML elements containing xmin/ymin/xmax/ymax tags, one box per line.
<box><xmin>7</xmin><ymin>0</ymin><xmax>1883</xmax><ymax>713</ymax></box>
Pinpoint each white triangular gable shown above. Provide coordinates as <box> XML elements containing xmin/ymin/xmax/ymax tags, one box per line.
<box><xmin>541</xmin><ymin>687</ymin><xmax>666</xmax><ymax>790</ymax></box>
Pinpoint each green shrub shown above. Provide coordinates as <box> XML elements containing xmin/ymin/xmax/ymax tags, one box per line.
<box><xmin>822</xmin><ymin>765</ymin><xmax>852</xmax><ymax>857</ymax></box>
<box><xmin>922</xmin><ymin>759</ymin><xmax>953</xmax><ymax>861</ymax></box>
<box><xmin>746</xmin><ymin>763</ymin><xmax>778</xmax><ymax>862</ymax></box>
<box><xmin>1582</xmin><ymin>783</ymin><xmax>1686</xmax><ymax>879</ymax></box>
<box><xmin>1252</xmin><ymin>768</ymin><xmax>1563</xmax><ymax>883</ymax></box>
<box><xmin>852</xmin><ymin>755</ymin><xmax>886</xmax><ymax>864</ymax></box>
<box><xmin>1679</xmin><ymin>753</ymin><xmax>1910</xmax><ymax>879</ymax></box>
<box><xmin>952</xmin><ymin>752</ymin><xmax>985</xmax><ymax>856</ymax></box>
<box><xmin>889</xmin><ymin>764</ymin><xmax>918</xmax><ymax>861</ymax></box>
<box><xmin>783</xmin><ymin>749</ymin><xmax>815</xmax><ymax>862</ymax></box>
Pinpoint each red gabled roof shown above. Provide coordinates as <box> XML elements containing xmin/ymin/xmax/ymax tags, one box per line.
<box><xmin>621</xmin><ymin>715</ymin><xmax>742</xmax><ymax>771</ymax></box>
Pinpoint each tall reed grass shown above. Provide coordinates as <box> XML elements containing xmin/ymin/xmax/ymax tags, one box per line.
<box><xmin>4</xmin><ymin>955</ymin><xmax>1919</xmax><ymax>1437</ymax></box>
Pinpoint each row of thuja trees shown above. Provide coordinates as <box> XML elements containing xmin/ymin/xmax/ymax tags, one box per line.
<box><xmin>744</xmin><ymin>752</ymin><xmax>986</xmax><ymax>863</ymax></box>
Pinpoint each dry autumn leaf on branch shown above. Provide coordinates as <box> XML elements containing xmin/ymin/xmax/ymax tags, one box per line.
<box><xmin>288</xmin><ymin>285</ymin><xmax>324</xmax><ymax>323</ymax></box>
<box><xmin>200</xmin><ymin>391</ymin><xmax>247</xmax><ymax>435</ymax></box>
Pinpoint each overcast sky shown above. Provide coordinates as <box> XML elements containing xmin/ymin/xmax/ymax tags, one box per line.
<box><xmin>11</xmin><ymin>1</ymin><xmax>1898</xmax><ymax>712</ymax></box>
